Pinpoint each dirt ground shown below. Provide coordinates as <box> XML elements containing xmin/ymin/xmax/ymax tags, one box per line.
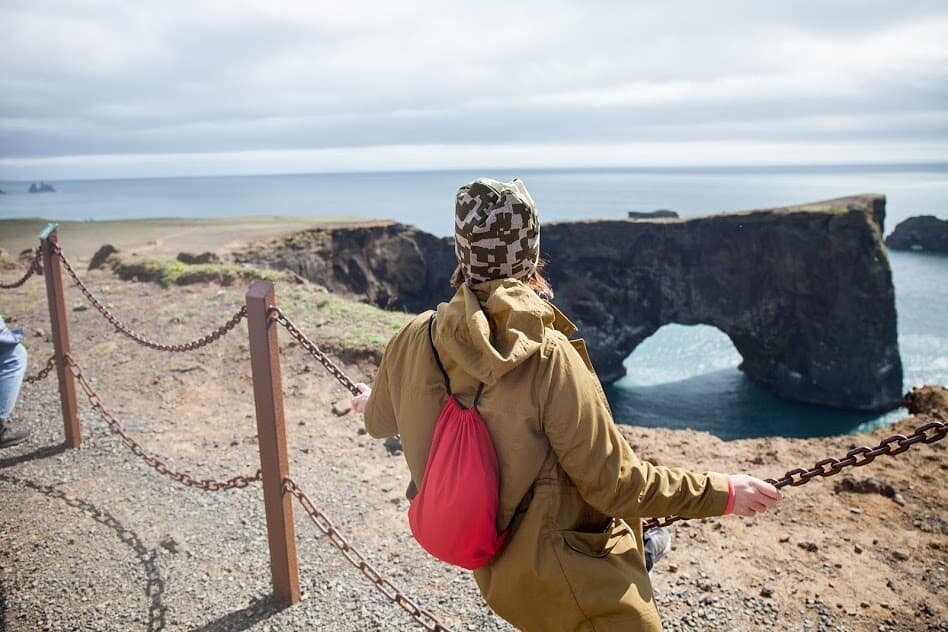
<box><xmin>0</xmin><ymin>227</ymin><xmax>945</xmax><ymax>631</ymax></box>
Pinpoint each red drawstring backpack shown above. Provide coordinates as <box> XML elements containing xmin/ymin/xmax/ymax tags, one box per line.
<box><xmin>407</xmin><ymin>314</ymin><xmax>510</xmax><ymax>570</ymax></box>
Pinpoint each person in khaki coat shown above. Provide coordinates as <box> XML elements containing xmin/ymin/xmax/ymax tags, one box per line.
<box><xmin>356</xmin><ymin>178</ymin><xmax>780</xmax><ymax>632</ymax></box>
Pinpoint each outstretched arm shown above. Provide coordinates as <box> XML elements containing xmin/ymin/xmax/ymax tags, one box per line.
<box><xmin>541</xmin><ymin>336</ymin><xmax>780</xmax><ymax>520</ymax></box>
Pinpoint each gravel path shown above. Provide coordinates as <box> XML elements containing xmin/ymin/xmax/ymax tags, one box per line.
<box><xmin>0</xmin><ymin>363</ymin><xmax>508</xmax><ymax>631</ymax></box>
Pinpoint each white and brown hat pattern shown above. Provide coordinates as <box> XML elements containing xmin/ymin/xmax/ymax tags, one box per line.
<box><xmin>454</xmin><ymin>178</ymin><xmax>540</xmax><ymax>285</ymax></box>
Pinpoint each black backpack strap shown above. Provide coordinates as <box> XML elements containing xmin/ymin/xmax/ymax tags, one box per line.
<box><xmin>472</xmin><ymin>382</ymin><xmax>485</xmax><ymax>408</ymax></box>
<box><xmin>428</xmin><ymin>313</ymin><xmax>452</xmax><ymax>395</ymax></box>
<box><xmin>428</xmin><ymin>313</ymin><xmax>486</xmax><ymax>408</ymax></box>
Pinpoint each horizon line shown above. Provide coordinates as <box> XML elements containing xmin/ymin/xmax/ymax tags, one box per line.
<box><xmin>2</xmin><ymin>159</ymin><xmax>946</xmax><ymax>185</ymax></box>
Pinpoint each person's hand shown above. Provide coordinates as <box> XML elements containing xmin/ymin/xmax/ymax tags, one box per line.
<box><xmin>727</xmin><ymin>474</ymin><xmax>781</xmax><ymax>517</ymax></box>
<box><xmin>351</xmin><ymin>383</ymin><xmax>371</xmax><ymax>414</ymax></box>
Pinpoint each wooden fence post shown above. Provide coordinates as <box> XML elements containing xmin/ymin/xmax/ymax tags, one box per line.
<box><xmin>40</xmin><ymin>224</ymin><xmax>81</xmax><ymax>448</ymax></box>
<box><xmin>246</xmin><ymin>280</ymin><xmax>301</xmax><ymax>606</ymax></box>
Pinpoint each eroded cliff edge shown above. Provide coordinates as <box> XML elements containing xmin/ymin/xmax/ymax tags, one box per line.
<box><xmin>236</xmin><ymin>194</ymin><xmax>902</xmax><ymax>412</ymax></box>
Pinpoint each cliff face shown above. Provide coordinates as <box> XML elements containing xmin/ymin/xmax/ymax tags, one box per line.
<box><xmin>238</xmin><ymin>195</ymin><xmax>903</xmax><ymax>412</ymax></box>
<box><xmin>541</xmin><ymin>195</ymin><xmax>901</xmax><ymax>412</ymax></box>
<box><xmin>234</xmin><ymin>221</ymin><xmax>455</xmax><ymax>311</ymax></box>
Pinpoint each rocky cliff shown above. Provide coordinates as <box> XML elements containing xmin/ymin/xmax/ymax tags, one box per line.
<box><xmin>885</xmin><ymin>215</ymin><xmax>948</xmax><ymax>252</ymax></box>
<box><xmin>234</xmin><ymin>220</ymin><xmax>455</xmax><ymax>311</ymax></box>
<box><xmin>237</xmin><ymin>194</ymin><xmax>902</xmax><ymax>412</ymax></box>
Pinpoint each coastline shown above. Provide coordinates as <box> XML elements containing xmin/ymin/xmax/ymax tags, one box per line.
<box><xmin>0</xmin><ymin>216</ymin><xmax>364</xmax><ymax>260</ymax></box>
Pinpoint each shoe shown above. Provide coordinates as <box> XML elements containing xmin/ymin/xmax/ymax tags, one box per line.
<box><xmin>644</xmin><ymin>526</ymin><xmax>671</xmax><ymax>572</ymax></box>
<box><xmin>0</xmin><ymin>424</ymin><xmax>29</xmax><ymax>449</ymax></box>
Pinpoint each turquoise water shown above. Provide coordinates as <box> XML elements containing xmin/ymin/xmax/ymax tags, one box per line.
<box><xmin>1</xmin><ymin>164</ymin><xmax>946</xmax><ymax>439</ymax></box>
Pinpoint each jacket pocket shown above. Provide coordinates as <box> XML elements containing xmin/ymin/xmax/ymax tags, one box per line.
<box><xmin>551</xmin><ymin>519</ymin><xmax>660</xmax><ymax>629</ymax></box>
<box><xmin>561</xmin><ymin>519</ymin><xmax>622</xmax><ymax>558</ymax></box>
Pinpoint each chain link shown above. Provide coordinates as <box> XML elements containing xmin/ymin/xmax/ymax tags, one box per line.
<box><xmin>0</xmin><ymin>247</ymin><xmax>42</xmax><ymax>289</ymax></box>
<box><xmin>270</xmin><ymin>307</ymin><xmax>362</xmax><ymax>396</ymax></box>
<box><xmin>24</xmin><ymin>354</ymin><xmax>56</xmax><ymax>384</ymax></box>
<box><xmin>642</xmin><ymin>419</ymin><xmax>948</xmax><ymax>532</ymax></box>
<box><xmin>283</xmin><ymin>477</ymin><xmax>451</xmax><ymax>631</ymax></box>
<box><xmin>271</xmin><ymin>304</ymin><xmax>948</xmax><ymax>541</ymax></box>
<box><xmin>54</xmin><ymin>245</ymin><xmax>247</xmax><ymax>352</ymax></box>
<box><xmin>64</xmin><ymin>353</ymin><xmax>262</xmax><ymax>491</ymax></box>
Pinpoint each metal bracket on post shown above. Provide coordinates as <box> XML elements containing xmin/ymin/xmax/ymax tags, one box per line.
<box><xmin>39</xmin><ymin>224</ymin><xmax>81</xmax><ymax>448</ymax></box>
<box><xmin>246</xmin><ymin>280</ymin><xmax>301</xmax><ymax>606</ymax></box>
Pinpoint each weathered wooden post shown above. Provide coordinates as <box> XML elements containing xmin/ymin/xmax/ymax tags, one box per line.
<box><xmin>246</xmin><ymin>280</ymin><xmax>301</xmax><ymax>606</ymax></box>
<box><xmin>40</xmin><ymin>224</ymin><xmax>81</xmax><ymax>448</ymax></box>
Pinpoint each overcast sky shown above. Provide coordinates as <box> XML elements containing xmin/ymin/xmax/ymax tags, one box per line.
<box><xmin>2</xmin><ymin>0</ymin><xmax>947</xmax><ymax>179</ymax></box>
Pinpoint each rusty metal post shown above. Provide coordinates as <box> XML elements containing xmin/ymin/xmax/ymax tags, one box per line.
<box><xmin>40</xmin><ymin>224</ymin><xmax>81</xmax><ymax>447</ymax></box>
<box><xmin>246</xmin><ymin>280</ymin><xmax>301</xmax><ymax>606</ymax></box>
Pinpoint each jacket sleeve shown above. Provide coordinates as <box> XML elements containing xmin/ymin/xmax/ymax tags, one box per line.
<box><xmin>364</xmin><ymin>334</ymin><xmax>398</xmax><ymax>439</ymax></box>
<box><xmin>540</xmin><ymin>337</ymin><xmax>730</xmax><ymax>520</ymax></box>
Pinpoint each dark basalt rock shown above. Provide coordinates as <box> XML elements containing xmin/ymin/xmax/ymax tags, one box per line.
<box><xmin>235</xmin><ymin>223</ymin><xmax>456</xmax><ymax>311</ymax></box>
<box><xmin>28</xmin><ymin>181</ymin><xmax>55</xmax><ymax>193</ymax></box>
<box><xmin>238</xmin><ymin>195</ymin><xmax>902</xmax><ymax>412</ymax></box>
<box><xmin>89</xmin><ymin>244</ymin><xmax>119</xmax><ymax>271</ymax></box>
<box><xmin>177</xmin><ymin>251</ymin><xmax>221</xmax><ymax>264</ymax></box>
<box><xmin>885</xmin><ymin>215</ymin><xmax>948</xmax><ymax>253</ymax></box>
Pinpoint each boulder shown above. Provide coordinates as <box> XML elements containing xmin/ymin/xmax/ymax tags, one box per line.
<box><xmin>89</xmin><ymin>244</ymin><xmax>119</xmax><ymax>271</ymax></box>
<box><xmin>902</xmin><ymin>385</ymin><xmax>948</xmax><ymax>417</ymax></box>
<box><xmin>177</xmin><ymin>251</ymin><xmax>221</xmax><ymax>265</ymax></box>
<box><xmin>237</xmin><ymin>194</ymin><xmax>902</xmax><ymax>412</ymax></box>
<box><xmin>885</xmin><ymin>215</ymin><xmax>948</xmax><ymax>253</ymax></box>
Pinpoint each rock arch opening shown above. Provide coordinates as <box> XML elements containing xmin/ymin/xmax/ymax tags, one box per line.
<box><xmin>617</xmin><ymin>324</ymin><xmax>742</xmax><ymax>388</ymax></box>
<box><xmin>606</xmin><ymin>323</ymin><xmax>890</xmax><ymax>439</ymax></box>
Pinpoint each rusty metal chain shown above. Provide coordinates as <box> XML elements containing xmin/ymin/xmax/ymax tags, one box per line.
<box><xmin>642</xmin><ymin>419</ymin><xmax>948</xmax><ymax>532</ymax></box>
<box><xmin>269</xmin><ymin>307</ymin><xmax>362</xmax><ymax>396</ymax></box>
<box><xmin>54</xmin><ymin>245</ymin><xmax>247</xmax><ymax>352</ymax></box>
<box><xmin>0</xmin><ymin>248</ymin><xmax>41</xmax><ymax>289</ymax></box>
<box><xmin>283</xmin><ymin>477</ymin><xmax>451</xmax><ymax>631</ymax></box>
<box><xmin>64</xmin><ymin>353</ymin><xmax>263</xmax><ymax>491</ymax></box>
<box><xmin>24</xmin><ymin>354</ymin><xmax>56</xmax><ymax>384</ymax></box>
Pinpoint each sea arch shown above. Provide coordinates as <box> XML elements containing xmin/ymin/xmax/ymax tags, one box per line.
<box><xmin>540</xmin><ymin>195</ymin><xmax>903</xmax><ymax>412</ymax></box>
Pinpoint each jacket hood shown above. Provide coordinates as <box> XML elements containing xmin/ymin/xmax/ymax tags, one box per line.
<box><xmin>433</xmin><ymin>279</ymin><xmax>576</xmax><ymax>385</ymax></box>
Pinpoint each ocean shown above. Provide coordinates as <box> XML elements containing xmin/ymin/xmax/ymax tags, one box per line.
<box><xmin>2</xmin><ymin>164</ymin><xmax>946</xmax><ymax>439</ymax></box>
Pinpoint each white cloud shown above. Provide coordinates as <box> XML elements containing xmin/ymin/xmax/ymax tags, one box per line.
<box><xmin>1</xmin><ymin>0</ymin><xmax>947</xmax><ymax>177</ymax></box>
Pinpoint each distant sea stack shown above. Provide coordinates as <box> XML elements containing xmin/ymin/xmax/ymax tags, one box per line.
<box><xmin>28</xmin><ymin>181</ymin><xmax>55</xmax><ymax>193</ymax></box>
<box><xmin>885</xmin><ymin>215</ymin><xmax>948</xmax><ymax>253</ymax></box>
<box><xmin>628</xmin><ymin>209</ymin><xmax>678</xmax><ymax>219</ymax></box>
<box><xmin>236</xmin><ymin>194</ymin><xmax>901</xmax><ymax>412</ymax></box>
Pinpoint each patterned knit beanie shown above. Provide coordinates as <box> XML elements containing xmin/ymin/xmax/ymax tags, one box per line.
<box><xmin>454</xmin><ymin>178</ymin><xmax>540</xmax><ymax>285</ymax></box>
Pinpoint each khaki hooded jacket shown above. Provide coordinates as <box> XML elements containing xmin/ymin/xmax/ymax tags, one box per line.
<box><xmin>365</xmin><ymin>279</ymin><xmax>730</xmax><ymax>631</ymax></box>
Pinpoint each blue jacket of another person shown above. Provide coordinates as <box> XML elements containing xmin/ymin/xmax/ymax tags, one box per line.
<box><xmin>0</xmin><ymin>316</ymin><xmax>24</xmax><ymax>351</ymax></box>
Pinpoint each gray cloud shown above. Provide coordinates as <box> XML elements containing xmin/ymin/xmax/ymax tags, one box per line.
<box><xmin>1</xmin><ymin>0</ymin><xmax>947</xmax><ymax>172</ymax></box>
